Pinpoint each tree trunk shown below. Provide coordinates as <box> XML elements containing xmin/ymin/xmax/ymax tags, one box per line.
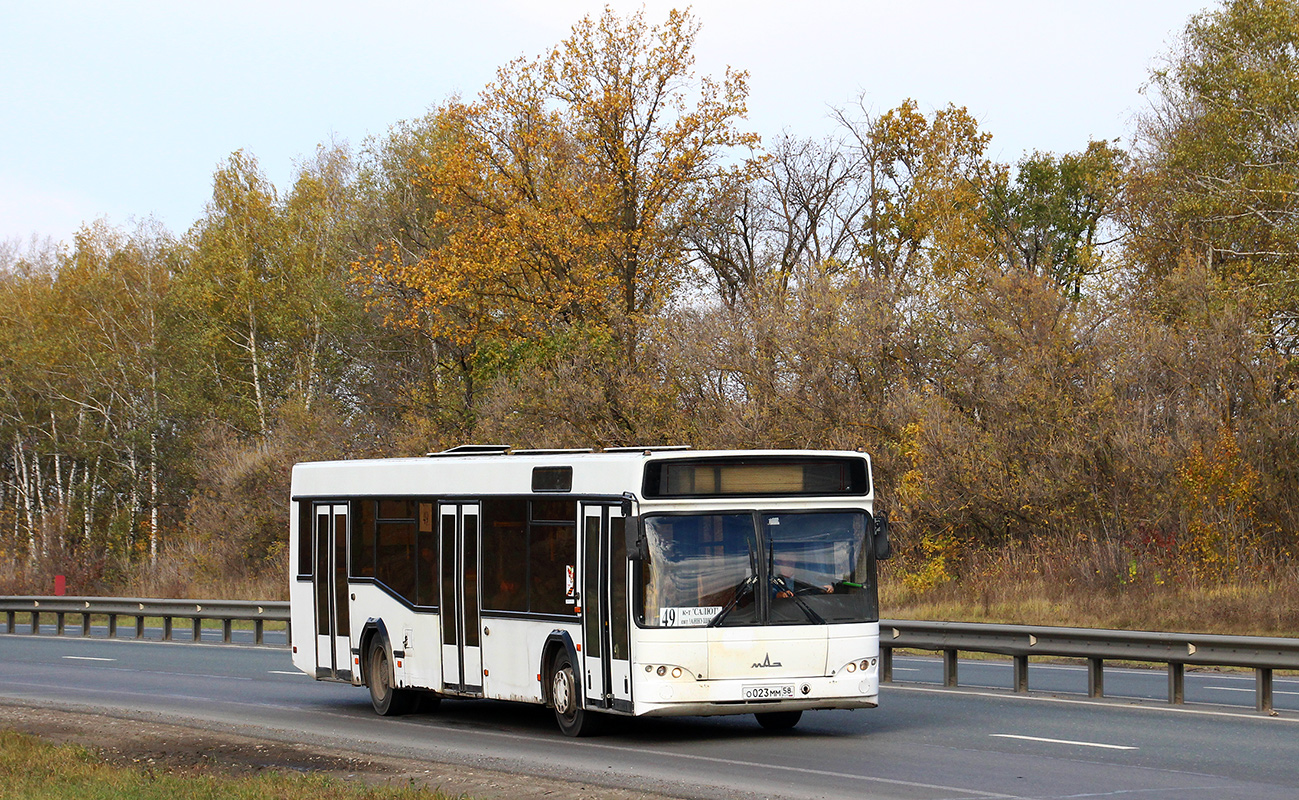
<box><xmin>249</xmin><ymin>296</ymin><xmax>268</xmax><ymax>437</ymax></box>
<box><xmin>150</xmin><ymin>432</ymin><xmax>159</xmax><ymax>564</ymax></box>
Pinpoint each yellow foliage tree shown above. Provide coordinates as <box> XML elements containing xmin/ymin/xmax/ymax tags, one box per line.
<box><xmin>360</xmin><ymin>7</ymin><xmax>758</xmax><ymax>360</ymax></box>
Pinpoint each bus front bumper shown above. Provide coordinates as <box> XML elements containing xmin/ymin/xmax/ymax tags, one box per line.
<box><xmin>630</xmin><ymin>670</ymin><xmax>881</xmax><ymax>717</ymax></box>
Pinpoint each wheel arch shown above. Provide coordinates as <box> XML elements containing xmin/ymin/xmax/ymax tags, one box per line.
<box><xmin>358</xmin><ymin>618</ymin><xmax>392</xmax><ymax>687</ymax></box>
<box><xmin>540</xmin><ymin>629</ymin><xmax>580</xmax><ymax>707</ymax></box>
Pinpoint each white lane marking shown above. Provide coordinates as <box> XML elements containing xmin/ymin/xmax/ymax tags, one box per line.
<box><xmin>891</xmin><ymin>667</ymin><xmax>920</xmax><ymax>672</ymax></box>
<box><xmin>61</xmin><ymin>656</ymin><xmax>116</xmax><ymax>662</ymax></box>
<box><xmin>268</xmin><ymin>670</ymin><xmax>308</xmax><ymax>676</ymax></box>
<box><xmin>992</xmin><ymin>733</ymin><xmax>1137</xmax><ymax>750</ymax></box>
<box><xmin>1206</xmin><ymin>686</ymin><xmax>1299</xmax><ymax>696</ymax></box>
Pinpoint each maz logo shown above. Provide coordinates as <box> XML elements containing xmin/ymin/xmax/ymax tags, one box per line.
<box><xmin>751</xmin><ymin>653</ymin><xmax>783</xmax><ymax>668</ymax></box>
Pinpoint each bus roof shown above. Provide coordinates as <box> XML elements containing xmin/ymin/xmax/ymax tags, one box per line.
<box><xmin>291</xmin><ymin>448</ymin><xmax>873</xmax><ymax>502</ymax></box>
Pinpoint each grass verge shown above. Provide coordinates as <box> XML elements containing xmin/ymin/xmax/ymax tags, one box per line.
<box><xmin>0</xmin><ymin>730</ymin><xmax>461</xmax><ymax>800</ymax></box>
<box><xmin>881</xmin><ymin>572</ymin><xmax>1299</xmax><ymax>637</ymax></box>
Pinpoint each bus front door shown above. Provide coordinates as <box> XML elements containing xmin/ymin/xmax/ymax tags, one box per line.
<box><xmin>581</xmin><ymin>504</ymin><xmax>632</xmax><ymax>711</ymax></box>
<box><xmin>439</xmin><ymin>503</ymin><xmax>483</xmax><ymax>695</ymax></box>
<box><xmin>313</xmin><ymin>503</ymin><xmax>352</xmax><ymax>681</ymax></box>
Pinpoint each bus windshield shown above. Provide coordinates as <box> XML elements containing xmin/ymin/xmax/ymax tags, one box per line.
<box><xmin>639</xmin><ymin>511</ymin><xmax>878</xmax><ymax>628</ymax></box>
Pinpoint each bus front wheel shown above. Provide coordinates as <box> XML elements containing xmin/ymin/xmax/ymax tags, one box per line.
<box><xmin>367</xmin><ymin>637</ymin><xmax>415</xmax><ymax>716</ymax></box>
<box><xmin>755</xmin><ymin>710</ymin><xmax>802</xmax><ymax>731</ymax></box>
<box><xmin>550</xmin><ymin>654</ymin><xmax>599</xmax><ymax>737</ymax></box>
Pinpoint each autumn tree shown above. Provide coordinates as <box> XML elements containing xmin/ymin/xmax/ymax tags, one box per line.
<box><xmin>174</xmin><ymin>148</ymin><xmax>365</xmax><ymax>438</ymax></box>
<box><xmin>172</xmin><ymin>152</ymin><xmax>286</xmax><ymax>437</ymax></box>
<box><xmin>1129</xmin><ymin>0</ymin><xmax>1299</xmax><ymax>370</ymax></box>
<box><xmin>359</xmin><ymin>7</ymin><xmax>758</xmax><ymax>400</ymax></box>
<box><xmin>983</xmin><ymin>141</ymin><xmax>1127</xmax><ymax>297</ymax></box>
<box><xmin>689</xmin><ymin>132</ymin><xmax>873</xmax><ymax>304</ymax></box>
<box><xmin>0</xmin><ymin>223</ymin><xmax>178</xmax><ymax>576</ymax></box>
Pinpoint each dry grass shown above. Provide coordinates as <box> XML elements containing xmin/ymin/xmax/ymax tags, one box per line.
<box><xmin>0</xmin><ymin>556</ymin><xmax>287</xmax><ymax>602</ymax></box>
<box><xmin>881</xmin><ymin>539</ymin><xmax>1299</xmax><ymax>637</ymax></box>
<box><xmin>0</xmin><ymin>730</ymin><xmax>462</xmax><ymax>800</ymax></box>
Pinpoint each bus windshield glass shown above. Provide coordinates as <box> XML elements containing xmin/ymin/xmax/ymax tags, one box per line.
<box><xmin>639</xmin><ymin>511</ymin><xmax>877</xmax><ymax>628</ymax></box>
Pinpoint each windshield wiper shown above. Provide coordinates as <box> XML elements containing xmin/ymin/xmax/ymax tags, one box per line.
<box><xmin>709</xmin><ymin>575</ymin><xmax>756</xmax><ymax>627</ymax></box>
<box><xmin>785</xmin><ymin>590</ymin><xmax>826</xmax><ymax>625</ymax></box>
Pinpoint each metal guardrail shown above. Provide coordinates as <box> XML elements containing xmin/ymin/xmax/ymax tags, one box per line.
<box><xmin>0</xmin><ymin>596</ymin><xmax>289</xmax><ymax>646</ymax></box>
<box><xmin>880</xmin><ymin>619</ymin><xmax>1299</xmax><ymax>714</ymax></box>
<box><xmin>3</xmin><ymin>599</ymin><xmax>1294</xmax><ymax>714</ymax></box>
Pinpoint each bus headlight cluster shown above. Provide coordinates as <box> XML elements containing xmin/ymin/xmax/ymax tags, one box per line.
<box><xmin>644</xmin><ymin>664</ymin><xmax>686</xmax><ymax>679</ymax></box>
<box><xmin>842</xmin><ymin>658</ymin><xmax>876</xmax><ymax>673</ymax></box>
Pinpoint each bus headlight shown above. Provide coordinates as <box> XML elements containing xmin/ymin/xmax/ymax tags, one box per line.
<box><xmin>645</xmin><ymin>664</ymin><xmax>692</xmax><ymax>679</ymax></box>
<box><xmin>838</xmin><ymin>659</ymin><xmax>875</xmax><ymax>676</ymax></box>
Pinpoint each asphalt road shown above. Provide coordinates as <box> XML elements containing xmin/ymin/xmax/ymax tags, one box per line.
<box><xmin>2</xmin><ymin>634</ymin><xmax>1297</xmax><ymax>799</ymax></box>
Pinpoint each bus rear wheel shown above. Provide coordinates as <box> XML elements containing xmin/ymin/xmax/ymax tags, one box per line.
<box><xmin>367</xmin><ymin>637</ymin><xmax>415</xmax><ymax>716</ymax></box>
<box><xmin>550</xmin><ymin>654</ymin><xmax>599</xmax><ymax>737</ymax></box>
<box><xmin>755</xmin><ymin>710</ymin><xmax>802</xmax><ymax>730</ymax></box>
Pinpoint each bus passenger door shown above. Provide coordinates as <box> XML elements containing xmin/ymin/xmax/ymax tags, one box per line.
<box><xmin>581</xmin><ymin>505</ymin><xmax>632</xmax><ymax>711</ymax></box>
<box><xmin>313</xmin><ymin>503</ymin><xmax>351</xmax><ymax>681</ymax></box>
<box><xmin>439</xmin><ymin>503</ymin><xmax>483</xmax><ymax>695</ymax></box>
<box><xmin>581</xmin><ymin>506</ymin><xmax>607</xmax><ymax>707</ymax></box>
<box><xmin>606</xmin><ymin>508</ymin><xmax>632</xmax><ymax>710</ymax></box>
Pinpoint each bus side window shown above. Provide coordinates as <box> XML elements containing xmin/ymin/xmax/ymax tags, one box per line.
<box><xmin>297</xmin><ymin>501</ymin><xmax>313</xmax><ymax>577</ymax></box>
<box><xmin>376</xmin><ymin>519</ymin><xmax>416</xmax><ymax>601</ymax></box>
<box><xmin>415</xmin><ymin>502</ymin><xmax>436</xmax><ymax>606</ymax></box>
<box><xmin>481</xmin><ymin>498</ymin><xmax>527</xmax><ymax>611</ymax></box>
<box><xmin>350</xmin><ymin>500</ymin><xmax>376</xmax><ymax>577</ymax></box>
<box><xmin>529</xmin><ymin>521</ymin><xmax>575</xmax><ymax>614</ymax></box>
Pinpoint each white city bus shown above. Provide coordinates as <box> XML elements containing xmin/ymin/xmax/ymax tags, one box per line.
<box><xmin>289</xmin><ymin>446</ymin><xmax>890</xmax><ymax>735</ymax></box>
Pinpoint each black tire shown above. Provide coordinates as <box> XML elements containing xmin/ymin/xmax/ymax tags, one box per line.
<box><xmin>755</xmin><ymin>710</ymin><xmax>803</xmax><ymax>730</ymax></box>
<box><xmin>550</xmin><ymin>653</ymin><xmax>600</xmax><ymax>737</ymax></box>
<box><xmin>367</xmin><ymin>637</ymin><xmax>416</xmax><ymax>716</ymax></box>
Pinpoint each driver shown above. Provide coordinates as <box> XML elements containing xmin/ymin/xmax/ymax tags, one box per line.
<box><xmin>771</xmin><ymin>568</ymin><xmax>833</xmax><ymax>598</ymax></box>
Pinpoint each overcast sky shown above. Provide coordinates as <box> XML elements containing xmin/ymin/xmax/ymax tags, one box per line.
<box><xmin>1</xmin><ymin>0</ymin><xmax>1212</xmax><ymax>246</ymax></box>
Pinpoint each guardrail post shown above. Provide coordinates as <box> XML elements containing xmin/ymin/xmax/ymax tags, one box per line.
<box><xmin>163</xmin><ymin>616</ymin><xmax>173</xmax><ymax>641</ymax></box>
<box><xmin>79</xmin><ymin>612</ymin><xmax>88</xmax><ymax>636</ymax></box>
<box><xmin>285</xmin><ymin>620</ymin><xmax>291</xmax><ymax>643</ymax></box>
<box><xmin>1257</xmin><ymin>667</ymin><xmax>1274</xmax><ymax>714</ymax></box>
<box><xmin>1013</xmin><ymin>655</ymin><xmax>1029</xmax><ymax>692</ymax></box>
<box><xmin>943</xmin><ymin>649</ymin><xmax>959</xmax><ymax>687</ymax></box>
<box><xmin>4</xmin><ymin>610</ymin><xmax>12</xmax><ymax>633</ymax></box>
<box><xmin>880</xmin><ymin>647</ymin><xmax>892</xmax><ymax>682</ymax></box>
<box><xmin>254</xmin><ymin>619</ymin><xmax>264</xmax><ymax>645</ymax></box>
<box><xmin>30</xmin><ymin>610</ymin><xmax>39</xmax><ymax>634</ymax></box>
<box><xmin>56</xmin><ymin>611</ymin><xmax>65</xmax><ymax>636</ymax></box>
<box><xmin>1088</xmin><ymin>658</ymin><xmax>1104</xmax><ymax>698</ymax></box>
<box><xmin>223</xmin><ymin>618</ymin><xmax>233</xmax><ymax>643</ymax></box>
<box><xmin>192</xmin><ymin>618</ymin><xmax>202</xmax><ymax>642</ymax></box>
<box><xmin>135</xmin><ymin>615</ymin><xmax>145</xmax><ymax>639</ymax></box>
<box><xmin>108</xmin><ymin>614</ymin><xmax>117</xmax><ymax>638</ymax></box>
<box><xmin>1168</xmin><ymin>662</ymin><xmax>1185</xmax><ymax>704</ymax></box>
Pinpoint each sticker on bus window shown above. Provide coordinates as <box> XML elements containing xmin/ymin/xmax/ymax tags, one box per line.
<box><xmin>565</xmin><ymin>565</ymin><xmax>575</xmax><ymax>597</ymax></box>
<box><xmin>660</xmin><ymin>606</ymin><xmax>723</xmax><ymax>627</ymax></box>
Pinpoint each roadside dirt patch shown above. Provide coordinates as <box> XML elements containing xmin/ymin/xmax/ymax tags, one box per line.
<box><xmin>0</xmin><ymin>703</ymin><xmax>682</xmax><ymax>800</ymax></box>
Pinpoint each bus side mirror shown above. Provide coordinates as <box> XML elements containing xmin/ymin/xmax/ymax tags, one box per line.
<box><xmin>873</xmin><ymin>512</ymin><xmax>891</xmax><ymax>561</ymax></box>
<box><xmin>625</xmin><ymin>518</ymin><xmax>645</xmax><ymax>562</ymax></box>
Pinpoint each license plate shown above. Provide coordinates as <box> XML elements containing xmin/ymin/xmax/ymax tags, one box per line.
<box><xmin>742</xmin><ymin>684</ymin><xmax>795</xmax><ymax>700</ymax></box>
